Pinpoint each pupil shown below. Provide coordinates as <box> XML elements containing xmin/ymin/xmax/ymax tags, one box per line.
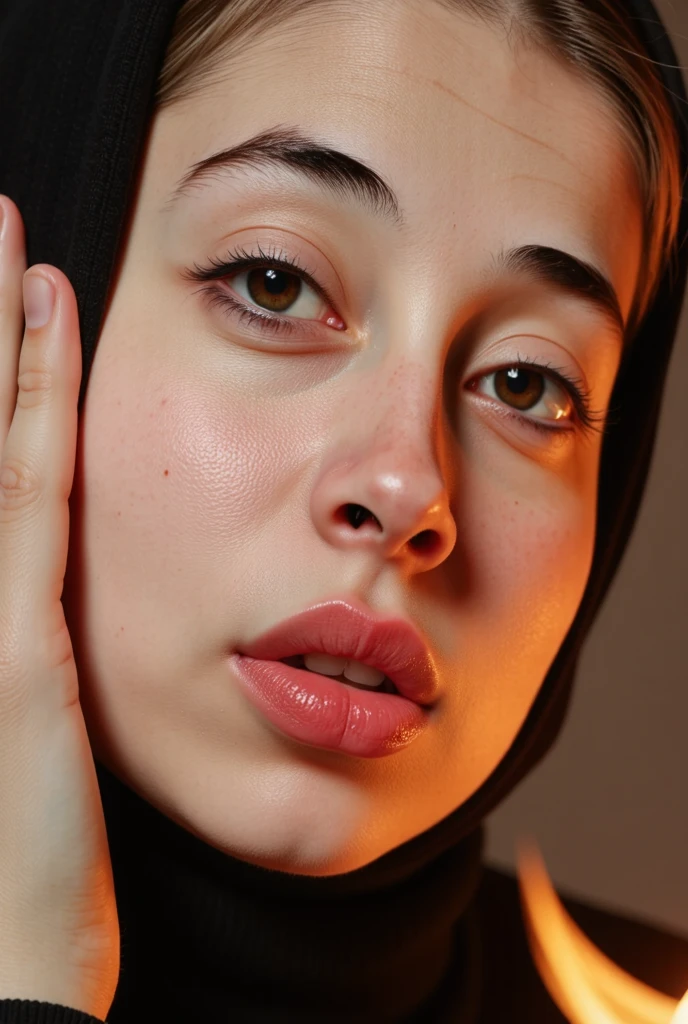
<box><xmin>263</xmin><ymin>268</ymin><xmax>288</xmax><ymax>295</ymax></box>
<box><xmin>495</xmin><ymin>367</ymin><xmax>545</xmax><ymax>410</ymax></box>
<box><xmin>506</xmin><ymin>367</ymin><xmax>530</xmax><ymax>394</ymax></box>
<box><xmin>247</xmin><ymin>267</ymin><xmax>301</xmax><ymax>312</ymax></box>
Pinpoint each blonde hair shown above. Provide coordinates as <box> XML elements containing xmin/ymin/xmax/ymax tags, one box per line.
<box><xmin>154</xmin><ymin>0</ymin><xmax>684</xmax><ymax>340</ymax></box>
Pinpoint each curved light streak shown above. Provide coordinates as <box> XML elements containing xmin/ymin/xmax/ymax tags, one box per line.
<box><xmin>516</xmin><ymin>838</ymin><xmax>688</xmax><ymax>1024</ymax></box>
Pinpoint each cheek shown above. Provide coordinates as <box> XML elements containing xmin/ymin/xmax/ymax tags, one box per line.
<box><xmin>168</xmin><ymin>385</ymin><xmax>313</xmax><ymax>534</ymax></box>
<box><xmin>478</xmin><ymin>468</ymin><xmax>595</xmax><ymax>651</ymax></box>
<box><xmin>477</xmin><ymin>487</ymin><xmax>595</xmax><ymax>620</ymax></box>
<box><xmin>460</xmin><ymin>412</ymin><xmax>598</xmax><ymax>634</ymax></box>
<box><xmin>79</xmin><ymin>346</ymin><xmax>322</xmax><ymax>616</ymax></box>
<box><xmin>436</xmin><ymin>461</ymin><xmax>597</xmax><ymax>763</ymax></box>
<box><xmin>71</xmin><ymin>333</ymin><xmax>329</xmax><ymax>759</ymax></box>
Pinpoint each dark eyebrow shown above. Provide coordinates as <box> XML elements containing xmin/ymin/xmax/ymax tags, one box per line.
<box><xmin>164</xmin><ymin>124</ymin><xmax>625</xmax><ymax>338</ymax></box>
<box><xmin>490</xmin><ymin>244</ymin><xmax>626</xmax><ymax>340</ymax></box>
<box><xmin>161</xmin><ymin>123</ymin><xmax>403</xmax><ymax>226</ymax></box>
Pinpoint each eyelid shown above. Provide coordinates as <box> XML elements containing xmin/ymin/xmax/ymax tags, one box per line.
<box><xmin>466</xmin><ymin>356</ymin><xmax>605</xmax><ymax>437</ymax></box>
<box><xmin>182</xmin><ymin>242</ymin><xmax>343</xmax><ymax>319</ymax></box>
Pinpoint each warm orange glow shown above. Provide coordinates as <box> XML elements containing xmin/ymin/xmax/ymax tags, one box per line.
<box><xmin>671</xmin><ymin>991</ymin><xmax>688</xmax><ymax>1024</ymax></box>
<box><xmin>515</xmin><ymin>838</ymin><xmax>688</xmax><ymax>1024</ymax></box>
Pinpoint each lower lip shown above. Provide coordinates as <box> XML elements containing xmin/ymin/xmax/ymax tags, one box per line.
<box><xmin>229</xmin><ymin>654</ymin><xmax>429</xmax><ymax>758</ymax></box>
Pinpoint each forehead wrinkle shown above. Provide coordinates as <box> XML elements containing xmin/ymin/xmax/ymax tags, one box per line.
<box><xmin>327</xmin><ymin>50</ymin><xmax>593</xmax><ymax>183</ymax></box>
<box><xmin>424</xmin><ymin>71</ymin><xmax>583</xmax><ymax>176</ymax></box>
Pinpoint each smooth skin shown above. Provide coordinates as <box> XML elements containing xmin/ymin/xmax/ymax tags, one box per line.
<box><xmin>0</xmin><ymin>198</ymin><xmax>118</xmax><ymax>1017</ymax></box>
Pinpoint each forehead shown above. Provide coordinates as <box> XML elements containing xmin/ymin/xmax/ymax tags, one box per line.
<box><xmin>154</xmin><ymin>0</ymin><xmax>642</xmax><ymax>321</ymax></box>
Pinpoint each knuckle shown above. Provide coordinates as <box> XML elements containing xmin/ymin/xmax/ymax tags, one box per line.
<box><xmin>0</xmin><ymin>458</ymin><xmax>43</xmax><ymax>514</ymax></box>
<box><xmin>16</xmin><ymin>367</ymin><xmax>53</xmax><ymax>409</ymax></box>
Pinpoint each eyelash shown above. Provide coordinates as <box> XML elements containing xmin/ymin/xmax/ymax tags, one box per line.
<box><xmin>182</xmin><ymin>245</ymin><xmax>606</xmax><ymax>438</ymax></box>
<box><xmin>182</xmin><ymin>243</ymin><xmax>333</xmax><ymax>337</ymax></box>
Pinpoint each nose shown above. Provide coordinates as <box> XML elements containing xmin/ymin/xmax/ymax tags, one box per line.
<box><xmin>310</xmin><ymin>389</ymin><xmax>457</xmax><ymax>574</ymax></box>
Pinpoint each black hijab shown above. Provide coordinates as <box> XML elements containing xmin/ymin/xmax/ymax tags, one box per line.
<box><xmin>0</xmin><ymin>2</ymin><xmax>686</xmax><ymax>1021</ymax></box>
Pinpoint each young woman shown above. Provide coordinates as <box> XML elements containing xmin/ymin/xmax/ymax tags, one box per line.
<box><xmin>0</xmin><ymin>0</ymin><xmax>686</xmax><ymax>1021</ymax></box>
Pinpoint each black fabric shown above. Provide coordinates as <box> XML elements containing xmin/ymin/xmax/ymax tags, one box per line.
<box><xmin>3</xmin><ymin>865</ymin><xmax>688</xmax><ymax>1023</ymax></box>
<box><xmin>0</xmin><ymin>1004</ymin><xmax>103</xmax><ymax>1024</ymax></box>
<box><xmin>0</xmin><ymin>0</ymin><xmax>686</xmax><ymax>1021</ymax></box>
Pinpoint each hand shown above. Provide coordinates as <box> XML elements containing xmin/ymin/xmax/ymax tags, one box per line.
<box><xmin>0</xmin><ymin>195</ymin><xmax>119</xmax><ymax>1021</ymax></box>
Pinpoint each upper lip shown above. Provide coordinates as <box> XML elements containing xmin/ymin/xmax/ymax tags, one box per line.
<box><xmin>235</xmin><ymin>595</ymin><xmax>441</xmax><ymax>707</ymax></box>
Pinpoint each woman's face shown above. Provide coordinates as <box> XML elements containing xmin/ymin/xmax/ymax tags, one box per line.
<box><xmin>63</xmin><ymin>0</ymin><xmax>642</xmax><ymax>874</ymax></box>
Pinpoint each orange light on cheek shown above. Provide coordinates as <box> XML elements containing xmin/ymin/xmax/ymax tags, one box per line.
<box><xmin>516</xmin><ymin>838</ymin><xmax>688</xmax><ymax>1023</ymax></box>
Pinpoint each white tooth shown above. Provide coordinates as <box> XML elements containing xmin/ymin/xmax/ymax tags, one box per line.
<box><xmin>343</xmin><ymin>659</ymin><xmax>386</xmax><ymax>687</ymax></box>
<box><xmin>303</xmin><ymin>653</ymin><xmax>348</xmax><ymax>676</ymax></box>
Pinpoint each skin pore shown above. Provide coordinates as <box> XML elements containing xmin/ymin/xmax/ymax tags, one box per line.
<box><xmin>61</xmin><ymin>0</ymin><xmax>642</xmax><ymax>876</ymax></box>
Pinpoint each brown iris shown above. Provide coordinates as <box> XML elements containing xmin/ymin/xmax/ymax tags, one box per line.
<box><xmin>495</xmin><ymin>367</ymin><xmax>545</xmax><ymax>411</ymax></box>
<box><xmin>246</xmin><ymin>267</ymin><xmax>301</xmax><ymax>313</ymax></box>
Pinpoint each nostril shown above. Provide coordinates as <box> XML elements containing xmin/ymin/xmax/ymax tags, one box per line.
<box><xmin>338</xmin><ymin>503</ymin><xmax>382</xmax><ymax>530</ymax></box>
<box><xmin>410</xmin><ymin>529</ymin><xmax>441</xmax><ymax>553</ymax></box>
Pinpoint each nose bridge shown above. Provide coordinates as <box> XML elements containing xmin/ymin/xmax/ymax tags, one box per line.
<box><xmin>347</xmin><ymin>352</ymin><xmax>444</xmax><ymax>484</ymax></box>
<box><xmin>310</xmin><ymin>353</ymin><xmax>457</xmax><ymax>569</ymax></box>
<box><xmin>357</xmin><ymin>351</ymin><xmax>434</xmax><ymax>436</ymax></box>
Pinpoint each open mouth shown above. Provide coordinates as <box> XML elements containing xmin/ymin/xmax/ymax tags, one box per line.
<box><xmin>279</xmin><ymin>654</ymin><xmax>398</xmax><ymax>695</ymax></box>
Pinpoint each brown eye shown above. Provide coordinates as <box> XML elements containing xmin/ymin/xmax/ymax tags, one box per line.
<box><xmin>494</xmin><ymin>367</ymin><xmax>545</xmax><ymax>410</ymax></box>
<box><xmin>246</xmin><ymin>268</ymin><xmax>302</xmax><ymax>313</ymax></box>
<box><xmin>473</xmin><ymin>365</ymin><xmax>574</xmax><ymax>424</ymax></box>
<box><xmin>229</xmin><ymin>266</ymin><xmax>328</xmax><ymax>321</ymax></box>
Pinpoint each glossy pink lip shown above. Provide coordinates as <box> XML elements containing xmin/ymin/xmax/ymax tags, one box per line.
<box><xmin>235</xmin><ymin>595</ymin><xmax>441</xmax><ymax>707</ymax></box>
<box><xmin>229</xmin><ymin>656</ymin><xmax>428</xmax><ymax>757</ymax></box>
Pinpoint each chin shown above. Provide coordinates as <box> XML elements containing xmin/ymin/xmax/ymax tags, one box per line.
<box><xmin>222</xmin><ymin>840</ymin><xmax>386</xmax><ymax>878</ymax></box>
<box><xmin>165</xmin><ymin>760</ymin><xmax>474</xmax><ymax>877</ymax></box>
<box><xmin>91</xmin><ymin>719</ymin><xmax>431</xmax><ymax>877</ymax></box>
<box><xmin>177</xmin><ymin>788</ymin><xmax>392</xmax><ymax>878</ymax></box>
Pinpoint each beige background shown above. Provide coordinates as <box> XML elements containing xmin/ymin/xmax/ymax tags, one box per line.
<box><xmin>485</xmin><ymin>0</ymin><xmax>688</xmax><ymax>938</ymax></box>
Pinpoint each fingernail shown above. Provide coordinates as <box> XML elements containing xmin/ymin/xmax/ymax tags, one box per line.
<box><xmin>23</xmin><ymin>272</ymin><xmax>56</xmax><ymax>329</ymax></box>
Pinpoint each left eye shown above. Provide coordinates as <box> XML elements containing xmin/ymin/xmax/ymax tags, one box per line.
<box><xmin>229</xmin><ymin>267</ymin><xmax>328</xmax><ymax>320</ymax></box>
<box><xmin>474</xmin><ymin>366</ymin><xmax>573</xmax><ymax>422</ymax></box>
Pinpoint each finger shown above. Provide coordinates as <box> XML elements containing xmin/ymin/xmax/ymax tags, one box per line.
<box><xmin>0</xmin><ymin>196</ymin><xmax>28</xmax><ymax>448</ymax></box>
<box><xmin>0</xmin><ymin>262</ymin><xmax>82</xmax><ymax>664</ymax></box>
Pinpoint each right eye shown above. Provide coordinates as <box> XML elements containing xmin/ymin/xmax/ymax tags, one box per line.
<box><xmin>468</xmin><ymin>360</ymin><xmax>598</xmax><ymax>436</ymax></box>
<box><xmin>479</xmin><ymin>365</ymin><xmax>572</xmax><ymax>417</ymax></box>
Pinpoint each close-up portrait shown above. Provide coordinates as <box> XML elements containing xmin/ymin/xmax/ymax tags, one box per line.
<box><xmin>0</xmin><ymin>0</ymin><xmax>686</xmax><ymax>1021</ymax></box>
